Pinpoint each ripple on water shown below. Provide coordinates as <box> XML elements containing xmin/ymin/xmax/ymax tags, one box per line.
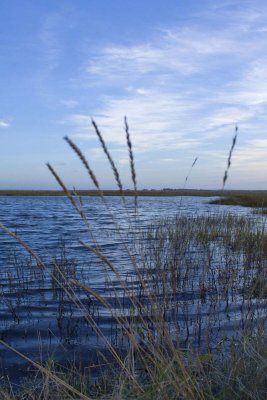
<box><xmin>0</xmin><ymin>195</ymin><xmax>263</xmax><ymax>379</ymax></box>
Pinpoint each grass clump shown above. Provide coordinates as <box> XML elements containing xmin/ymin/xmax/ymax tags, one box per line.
<box><xmin>210</xmin><ymin>192</ymin><xmax>267</xmax><ymax>208</ymax></box>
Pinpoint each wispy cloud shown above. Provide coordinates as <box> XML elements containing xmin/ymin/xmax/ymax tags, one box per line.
<box><xmin>40</xmin><ymin>14</ymin><xmax>62</xmax><ymax>71</ymax></box>
<box><xmin>69</xmin><ymin>9</ymin><xmax>266</xmax><ymax>138</ymax></box>
<box><xmin>61</xmin><ymin>3</ymin><xmax>267</xmax><ymax>188</ymax></box>
<box><xmin>0</xmin><ymin>120</ymin><xmax>10</xmax><ymax>128</ymax></box>
<box><xmin>66</xmin><ymin>90</ymin><xmax>205</xmax><ymax>151</ymax></box>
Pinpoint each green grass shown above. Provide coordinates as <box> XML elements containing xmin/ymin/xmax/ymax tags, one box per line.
<box><xmin>210</xmin><ymin>192</ymin><xmax>267</xmax><ymax>208</ymax></box>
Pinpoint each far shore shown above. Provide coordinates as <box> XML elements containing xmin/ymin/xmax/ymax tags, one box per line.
<box><xmin>0</xmin><ymin>189</ymin><xmax>263</xmax><ymax>197</ymax></box>
<box><xmin>0</xmin><ymin>189</ymin><xmax>221</xmax><ymax>197</ymax></box>
<box><xmin>1</xmin><ymin>189</ymin><xmax>267</xmax><ymax>208</ymax></box>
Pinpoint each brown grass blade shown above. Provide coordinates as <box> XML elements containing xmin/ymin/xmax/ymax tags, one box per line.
<box><xmin>222</xmin><ymin>125</ymin><xmax>238</xmax><ymax>190</ymax></box>
<box><xmin>0</xmin><ymin>222</ymin><xmax>45</xmax><ymax>269</ymax></box>
<box><xmin>46</xmin><ymin>162</ymin><xmax>79</xmax><ymax>211</ymax></box>
<box><xmin>124</xmin><ymin>116</ymin><xmax>138</xmax><ymax>211</ymax></box>
<box><xmin>185</xmin><ymin>157</ymin><xmax>198</xmax><ymax>186</ymax></box>
<box><xmin>0</xmin><ymin>340</ymin><xmax>92</xmax><ymax>400</ymax></box>
<box><xmin>64</xmin><ymin>136</ymin><xmax>100</xmax><ymax>191</ymax></box>
<box><xmin>91</xmin><ymin>119</ymin><xmax>124</xmax><ymax>196</ymax></box>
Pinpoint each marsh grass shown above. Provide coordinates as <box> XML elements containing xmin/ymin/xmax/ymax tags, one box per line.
<box><xmin>210</xmin><ymin>192</ymin><xmax>267</xmax><ymax>209</ymax></box>
<box><xmin>1</xmin><ymin>120</ymin><xmax>267</xmax><ymax>399</ymax></box>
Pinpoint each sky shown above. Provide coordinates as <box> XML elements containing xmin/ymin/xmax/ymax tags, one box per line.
<box><xmin>1</xmin><ymin>0</ymin><xmax>267</xmax><ymax>190</ymax></box>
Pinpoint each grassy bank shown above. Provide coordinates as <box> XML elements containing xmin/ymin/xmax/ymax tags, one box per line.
<box><xmin>210</xmin><ymin>192</ymin><xmax>267</xmax><ymax>208</ymax></box>
<box><xmin>1</xmin><ymin>334</ymin><xmax>267</xmax><ymax>399</ymax></box>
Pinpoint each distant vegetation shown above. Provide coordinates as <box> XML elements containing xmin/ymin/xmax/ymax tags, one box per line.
<box><xmin>2</xmin><ymin>188</ymin><xmax>267</xmax><ymax>201</ymax></box>
<box><xmin>0</xmin><ymin>189</ymin><xmax>222</xmax><ymax>196</ymax></box>
<box><xmin>210</xmin><ymin>192</ymin><xmax>267</xmax><ymax>208</ymax></box>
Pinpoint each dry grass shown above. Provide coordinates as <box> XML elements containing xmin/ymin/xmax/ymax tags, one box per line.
<box><xmin>222</xmin><ymin>126</ymin><xmax>238</xmax><ymax>190</ymax></box>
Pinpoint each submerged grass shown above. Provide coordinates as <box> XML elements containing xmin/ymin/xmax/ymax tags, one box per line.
<box><xmin>1</xmin><ymin>120</ymin><xmax>267</xmax><ymax>399</ymax></box>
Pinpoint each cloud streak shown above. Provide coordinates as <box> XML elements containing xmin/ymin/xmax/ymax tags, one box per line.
<box><xmin>61</xmin><ymin>3</ymin><xmax>267</xmax><ymax>188</ymax></box>
<box><xmin>0</xmin><ymin>120</ymin><xmax>10</xmax><ymax>128</ymax></box>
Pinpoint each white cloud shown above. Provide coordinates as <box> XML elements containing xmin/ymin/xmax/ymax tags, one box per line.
<box><xmin>66</xmin><ymin>90</ymin><xmax>205</xmax><ymax>152</ymax></box>
<box><xmin>0</xmin><ymin>120</ymin><xmax>10</xmax><ymax>128</ymax></box>
<box><xmin>62</xmin><ymin>4</ymin><xmax>267</xmax><ymax>188</ymax></box>
<box><xmin>159</xmin><ymin>158</ymin><xmax>177</xmax><ymax>163</ymax></box>
<box><xmin>87</xmin><ymin>41</ymin><xmax>199</xmax><ymax>78</ymax></box>
<box><xmin>229</xmin><ymin>60</ymin><xmax>267</xmax><ymax>106</ymax></box>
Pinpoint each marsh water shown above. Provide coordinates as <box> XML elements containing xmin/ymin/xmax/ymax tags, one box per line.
<box><xmin>0</xmin><ymin>196</ymin><xmax>265</xmax><ymax>380</ymax></box>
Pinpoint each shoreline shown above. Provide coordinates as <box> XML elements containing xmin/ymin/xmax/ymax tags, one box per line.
<box><xmin>0</xmin><ymin>189</ymin><xmax>266</xmax><ymax>197</ymax></box>
<box><xmin>2</xmin><ymin>190</ymin><xmax>267</xmax><ymax>209</ymax></box>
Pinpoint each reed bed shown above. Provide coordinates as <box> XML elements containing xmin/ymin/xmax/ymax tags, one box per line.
<box><xmin>210</xmin><ymin>192</ymin><xmax>267</xmax><ymax>209</ymax></box>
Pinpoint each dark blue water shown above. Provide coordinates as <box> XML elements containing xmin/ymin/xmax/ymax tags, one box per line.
<box><xmin>0</xmin><ymin>195</ymin><xmax>253</xmax><ymax>264</ymax></box>
<box><xmin>0</xmin><ymin>195</ymin><xmax>263</xmax><ymax>380</ymax></box>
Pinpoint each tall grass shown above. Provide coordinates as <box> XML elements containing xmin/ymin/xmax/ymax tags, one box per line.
<box><xmin>222</xmin><ymin>125</ymin><xmax>238</xmax><ymax>191</ymax></box>
<box><xmin>0</xmin><ymin>120</ymin><xmax>267</xmax><ymax>399</ymax></box>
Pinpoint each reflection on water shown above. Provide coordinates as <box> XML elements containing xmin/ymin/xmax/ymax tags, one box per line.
<box><xmin>0</xmin><ymin>195</ymin><xmax>264</xmax><ymax>379</ymax></box>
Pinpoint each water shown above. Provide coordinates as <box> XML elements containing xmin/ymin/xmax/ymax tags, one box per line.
<box><xmin>0</xmin><ymin>195</ymin><xmax>263</xmax><ymax>380</ymax></box>
<box><xmin>0</xmin><ymin>195</ymin><xmax>252</xmax><ymax>259</ymax></box>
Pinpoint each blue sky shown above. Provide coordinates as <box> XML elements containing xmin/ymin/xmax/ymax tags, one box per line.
<box><xmin>1</xmin><ymin>0</ymin><xmax>267</xmax><ymax>190</ymax></box>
